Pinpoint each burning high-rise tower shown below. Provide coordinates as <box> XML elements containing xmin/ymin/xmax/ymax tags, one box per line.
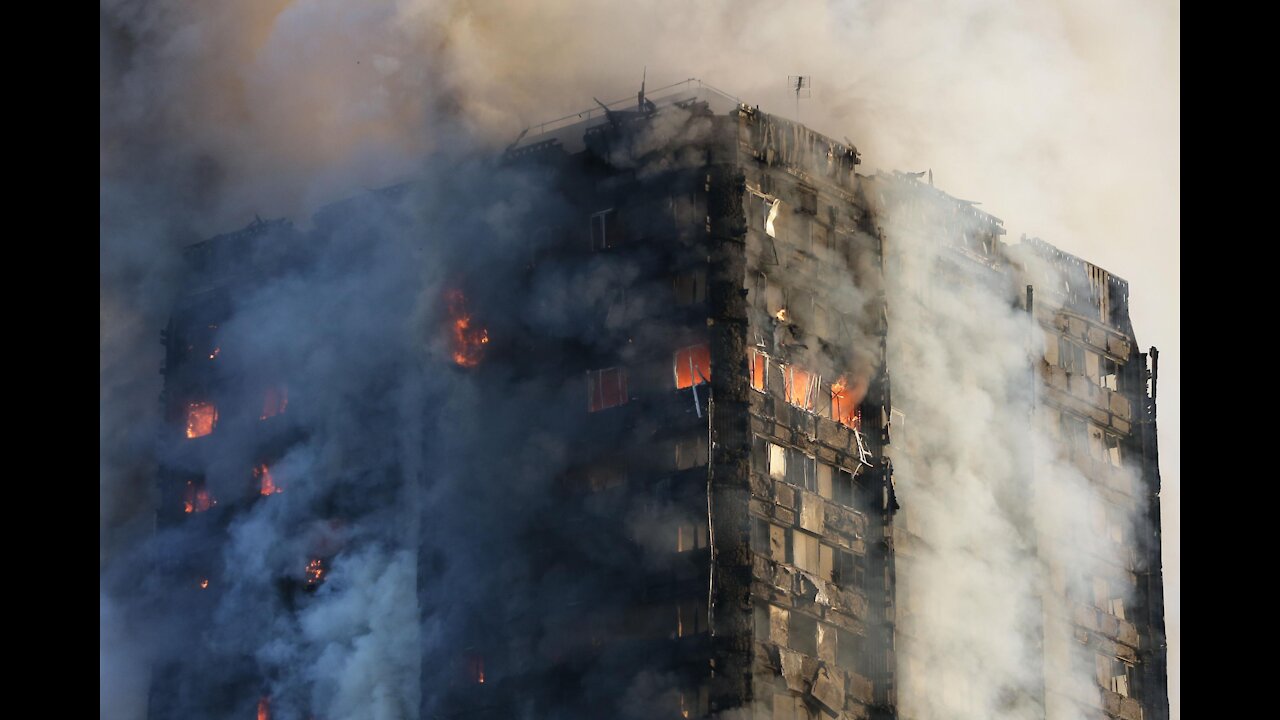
<box><xmin>146</xmin><ymin>80</ymin><xmax>1167</xmax><ymax>720</ymax></box>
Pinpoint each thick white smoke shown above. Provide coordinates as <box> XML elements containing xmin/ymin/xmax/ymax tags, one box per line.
<box><xmin>878</xmin><ymin>192</ymin><xmax>1148</xmax><ymax>719</ymax></box>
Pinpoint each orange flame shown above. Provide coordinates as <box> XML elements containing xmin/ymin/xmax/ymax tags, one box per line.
<box><xmin>785</xmin><ymin>366</ymin><xmax>815</xmax><ymax>410</ymax></box>
<box><xmin>255</xmin><ymin>464</ymin><xmax>281</xmax><ymax>496</ymax></box>
<box><xmin>199</xmin><ymin>578</ymin><xmax>209</xmax><ymax>589</ymax></box>
<box><xmin>185</xmin><ymin>401</ymin><xmax>217</xmax><ymax>438</ymax></box>
<box><xmin>446</xmin><ymin>290</ymin><xmax>488</xmax><ymax>367</ymax></box>
<box><xmin>831</xmin><ymin>375</ymin><xmax>866</xmax><ymax>431</ymax></box>
<box><xmin>260</xmin><ymin>386</ymin><xmax>288</xmax><ymax>420</ymax></box>
<box><xmin>257</xmin><ymin>696</ymin><xmax>270</xmax><ymax>720</ymax></box>
<box><xmin>674</xmin><ymin>344</ymin><xmax>711</xmax><ymax>389</ymax></box>
<box><xmin>305</xmin><ymin>558</ymin><xmax>326</xmax><ymax>587</ymax></box>
<box><xmin>183</xmin><ymin>480</ymin><xmax>215</xmax><ymax>513</ymax></box>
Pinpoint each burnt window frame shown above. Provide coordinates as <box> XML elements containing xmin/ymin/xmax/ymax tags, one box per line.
<box><xmin>586</xmin><ymin>366</ymin><xmax>629</xmax><ymax>412</ymax></box>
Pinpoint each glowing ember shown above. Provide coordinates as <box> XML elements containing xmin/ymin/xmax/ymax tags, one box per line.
<box><xmin>257</xmin><ymin>696</ymin><xmax>270</xmax><ymax>720</ymax></box>
<box><xmin>305</xmin><ymin>558</ymin><xmax>326</xmax><ymax>587</ymax></box>
<box><xmin>199</xmin><ymin>578</ymin><xmax>209</xmax><ymax>589</ymax></box>
<box><xmin>446</xmin><ymin>289</ymin><xmax>488</xmax><ymax>367</ymax></box>
<box><xmin>775</xmin><ymin>308</ymin><xmax>789</xmax><ymax>323</ymax></box>
<box><xmin>260</xmin><ymin>386</ymin><xmax>288</xmax><ymax>420</ymax></box>
<box><xmin>183</xmin><ymin>480</ymin><xmax>215</xmax><ymax>513</ymax></box>
<box><xmin>255</xmin><ymin>464</ymin><xmax>281</xmax><ymax>496</ymax></box>
<box><xmin>185</xmin><ymin>401</ymin><xmax>217</xmax><ymax>438</ymax></box>
<box><xmin>208</xmin><ymin>347</ymin><xmax>220</xmax><ymax>360</ymax></box>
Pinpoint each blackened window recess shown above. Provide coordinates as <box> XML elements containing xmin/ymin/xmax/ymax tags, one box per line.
<box><xmin>789</xmin><ymin>611</ymin><xmax>818</xmax><ymax>656</ymax></box>
<box><xmin>587</xmin><ymin>367</ymin><xmax>628</xmax><ymax>412</ymax></box>
<box><xmin>590</xmin><ymin>208</ymin><xmax>622</xmax><ymax>250</ymax></box>
<box><xmin>797</xmin><ymin>186</ymin><xmax>818</xmax><ymax>215</ymax></box>
<box><xmin>673</xmin><ymin>268</ymin><xmax>707</xmax><ymax>305</ymax></box>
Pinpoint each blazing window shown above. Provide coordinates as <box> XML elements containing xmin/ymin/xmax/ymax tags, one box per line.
<box><xmin>750</xmin><ymin>348</ymin><xmax>767</xmax><ymax>393</ymax></box>
<box><xmin>183</xmin><ymin>479</ymin><xmax>215</xmax><ymax>514</ymax></box>
<box><xmin>185</xmin><ymin>401</ymin><xmax>217</xmax><ymax>438</ymax></box>
<box><xmin>255</xmin><ymin>464</ymin><xmax>281</xmax><ymax>496</ymax></box>
<box><xmin>830</xmin><ymin>377</ymin><xmax>863</xmax><ymax>430</ymax></box>
<box><xmin>587</xmin><ymin>367</ymin><xmax>628</xmax><ymax>412</ymax></box>
<box><xmin>784</xmin><ymin>366</ymin><xmax>817</xmax><ymax>411</ymax></box>
<box><xmin>674</xmin><ymin>344</ymin><xmax>711</xmax><ymax>389</ymax></box>
<box><xmin>260</xmin><ymin>386</ymin><xmax>288</xmax><ymax>420</ymax></box>
<box><xmin>446</xmin><ymin>289</ymin><xmax>489</xmax><ymax>367</ymax></box>
<box><xmin>304</xmin><ymin>558</ymin><xmax>326</xmax><ymax>588</ymax></box>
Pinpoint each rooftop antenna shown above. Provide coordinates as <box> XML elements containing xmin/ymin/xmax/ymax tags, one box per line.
<box><xmin>788</xmin><ymin>75</ymin><xmax>811</xmax><ymax>122</ymax></box>
<box><xmin>638</xmin><ymin>67</ymin><xmax>656</xmax><ymax>114</ymax></box>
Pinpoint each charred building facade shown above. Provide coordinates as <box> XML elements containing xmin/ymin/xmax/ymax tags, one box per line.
<box><xmin>148</xmin><ymin>81</ymin><xmax>1168</xmax><ymax>720</ymax></box>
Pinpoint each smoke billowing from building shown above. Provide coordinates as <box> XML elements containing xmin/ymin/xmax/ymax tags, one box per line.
<box><xmin>101</xmin><ymin>3</ymin><xmax>1175</xmax><ymax>719</ymax></box>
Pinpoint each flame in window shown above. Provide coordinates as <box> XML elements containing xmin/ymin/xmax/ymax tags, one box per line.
<box><xmin>750</xmin><ymin>349</ymin><xmax>767</xmax><ymax>392</ymax></box>
<box><xmin>446</xmin><ymin>290</ymin><xmax>489</xmax><ymax>368</ymax></box>
<box><xmin>674</xmin><ymin>344</ymin><xmax>711</xmax><ymax>389</ymax></box>
<box><xmin>183</xmin><ymin>480</ymin><xmax>215</xmax><ymax>513</ymax></box>
<box><xmin>784</xmin><ymin>366</ymin><xmax>816</xmax><ymax>411</ymax></box>
<box><xmin>255</xmin><ymin>464</ymin><xmax>281</xmax><ymax>496</ymax></box>
<box><xmin>831</xmin><ymin>376</ymin><xmax>866</xmax><ymax>431</ymax></box>
<box><xmin>305</xmin><ymin>558</ymin><xmax>326</xmax><ymax>587</ymax></box>
<box><xmin>185</xmin><ymin>401</ymin><xmax>217</xmax><ymax>438</ymax></box>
